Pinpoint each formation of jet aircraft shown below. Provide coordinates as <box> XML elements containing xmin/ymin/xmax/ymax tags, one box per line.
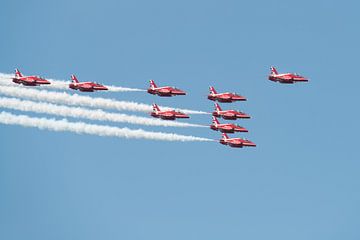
<box><xmin>5</xmin><ymin>66</ymin><xmax>308</xmax><ymax>149</ymax></box>
<box><xmin>207</xmin><ymin>86</ymin><xmax>253</xmax><ymax>148</ymax></box>
<box><xmin>11</xmin><ymin>69</ymin><xmax>109</xmax><ymax>92</ymax></box>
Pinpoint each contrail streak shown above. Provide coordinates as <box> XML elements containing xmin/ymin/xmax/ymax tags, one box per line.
<box><xmin>0</xmin><ymin>97</ymin><xmax>207</xmax><ymax>128</ymax></box>
<box><xmin>0</xmin><ymin>73</ymin><xmax>145</xmax><ymax>92</ymax></box>
<box><xmin>0</xmin><ymin>111</ymin><xmax>213</xmax><ymax>142</ymax></box>
<box><xmin>0</xmin><ymin>85</ymin><xmax>208</xmax><ymax>114</ymax></box>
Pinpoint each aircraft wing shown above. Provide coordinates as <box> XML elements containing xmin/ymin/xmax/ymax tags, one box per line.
<box><xmin>280</xmin><ymin>75</ymin><xmax>292</xmax><ymax>80</ymax></box>
<box><xmin>228</xmin><ymin>142</ymin><xmax>241</xmax><ymax>148</ymax></box>
<box><xmin>223</xmin><ymin>112</ymin><xmax>235</xmax><ymax>118</ymax></box>
<box><xmin>22</xmin><ymin>79</ymin><xmax>36</xmax><ymax>83</ymax></box>
<box><xmin>221</xmin><ymin>125</ymin><xmax>233</xmax><ymax>131</ymax></box>
<box><xmin>17</xmin><ymin>77</ymin><xmax>35</xmax><ymax>83</ymax></box>
<box><xmin>158</xmin><ymin>88</ymin><xmax>171</xmax><ymax>94</ymax></box>
<box><xmin>161</xmin><ymin>112</ymin><xmax>174</xmax><ymax>117</ymax></box>
<box><xmin>219</xmin><ymin>94</ymin><xmax>231</xmax><ymax>100</ymax></box>
<box><xmin>79</xmin><ymin>83</ymin><xmax>93</xmax><ymax>90</ymax></box>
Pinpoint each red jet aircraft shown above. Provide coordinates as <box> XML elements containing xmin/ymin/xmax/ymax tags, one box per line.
<box><xmin>147</xmin><ymin>80</ymin><xmax>186</xmax><ymax>97</ymax></box>
<box><xmin>268</xmin><ymin>66</ymin><xmax>308</xmax><ymax>84</ymax></box>
<box><xmin>219</xmin><ymin>133</ymin><xmax>256</xmax><ymax>148</ymax></box>
<box><xmin>212</xmin><ymin>103</ymin><xmax>250</xmax><ymax>120</ymax></box>
<box><xmin>150</xmin><ymin>104</ymin><xmax>189</xmax><ymax>120</ymax></box>
<box><xmin>12</xmin><ymin>68</ymin><xmax>51</xmax><ymax>86</ymax></box>
<box><xmin>207</xmin><ymin>86</ymin><xmax>246</xmax><ymax>102</ymax></box>
<box><xmin>210</xmin><ymin>116</ymin><xmax>248</xmax><ymax>133</ymax></box>
<box><xmin>69</xmin><ymin>75</ymin><xmax>108</xmax><ymax>92</ymax></box>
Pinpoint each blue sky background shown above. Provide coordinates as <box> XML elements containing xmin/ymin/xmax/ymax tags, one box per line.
<box><xmin>1</xmin><ymin>0</ymin><xmax>360</xmax><ymax>239</ymax></box>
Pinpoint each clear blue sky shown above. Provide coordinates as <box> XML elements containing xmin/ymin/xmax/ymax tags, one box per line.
<box><xmin>1</xmin><ymin>0</ymin><xmax>360</xmax><ymax>239</ymax></box>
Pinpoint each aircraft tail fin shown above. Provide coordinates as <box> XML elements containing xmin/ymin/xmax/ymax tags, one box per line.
<box><xmin>270</xmin><ymin>66</ymin><xmax>278</xmax><ymax>75</ymax></box>
<box><xmin>212</xmin><ymin>116</ymin><xmax>220</xmax><ymax>125</ymax></box>
<box><xmin>149</xmin><ymin>79</ymin><xmax>157</xmax><ymax>89</ymax></box>
<box><xmin>222</xmin><ymin>133</ymin><xmax>229</xmax><ymax>140</ymax></box>
<box><xmin>215</xmin><ymin>103</ymin><xmax>222</xmax><ymax>112</ymax></box>
<box><xmin>71</xmin><ymin>74</ymin><xmax>79</xmax><ymax>83</ymax></box>
<box><xmin>152</xmin><ymin>103</ymin><xmax>160</xmax><ymax>112</ymax></box>
<box><xmin>209</xmin><ymin>86</ymin><xmax>217</xmax><ymax>94</ymax></box>
<box><xmin>15</xmin><ymin>68</ymin><xmax>23</xmax><ymax>78</ymax></box>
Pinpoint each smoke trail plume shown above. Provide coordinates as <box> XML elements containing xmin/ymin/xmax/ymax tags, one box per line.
<box><xmin>49</xmin><ymin>79</ymin><xmax>145</xmax><ymax>92</ymax></box>
<box><xmin>0</xmin><ymin>97</ymin><xmax>206</xmax><ymax>128</ymax></box>
<box><xmin>106</xmin><ymin>85</ymin><xmax>146</xmax><ymax>92</ymax></box>
<box><xmin>0</xmin><ymin>111</ymin><xmax>213</xmax><ymax>142</ymax></box>
<box><xmin>0</xmin><ymin>73</ymin><xmax>145</xmax><ymax>92</ymax></box>
<box><xmin>0</xmin><ymin>85</ymin><xmax>208</xmax><ymax>114</ymax></box>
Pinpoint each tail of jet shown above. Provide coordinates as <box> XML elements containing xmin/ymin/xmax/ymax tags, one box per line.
<box><xmin>15</xmin><ymin>68</ymin><xmax>23</xmax><ymax>78</ymax></box>
<box><xmin>149</xmin><ymin>80</ymin><xmax>157</xmax><ymax>89</ymax></box>
<box><xmin>209</xmin><ymin>86</ymin><xmax>217</xmax><ymax>94</ymax></box>
<box><xmin>212</xmin><ymin>116</ymin><xmax>220</xmax><ymax>125</ymax></box>
<box><xmin>71</xmin><ymin>74</ymin><xmax>79</xmax><ymax>83</ymax></box>
<box><xmin>152</xmin><ymin>103</ymin><xmax>160</xmax><ymax>112</ymax></box>
<box><xmin>270</xmin><ymin>66</ymin><xmax>278</xmax><ymax>75</ymax></box>
<box><xmin>222</xmin><ymin>133</ymin><xmax>229</xmax><ymax>140</ymax></box>
<box><xmin>214</xmin><ymin>103</ymin><xmax>222</xmax><ymax>112</ymax></box>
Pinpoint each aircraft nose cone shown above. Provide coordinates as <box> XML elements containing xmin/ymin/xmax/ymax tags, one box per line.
<box><xmin>245</xmin><ymin>141</ymin><xmax>256</xmax><ymax>147</ymax></box>
<box><xmin>241</xmin><ymin>114</ymin><xmax>251</xmax><ymax>119</ymax></box>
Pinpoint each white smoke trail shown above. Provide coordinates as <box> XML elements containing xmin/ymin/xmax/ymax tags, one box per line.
<box><xmin>106</xmin><ymin>85</ymin><xmax>146</xmax><ymax>92</ymax></box>
<box><xmin>0</xmin><ymin>111</ymin><xmax>213</xmax><ymax>142</ymax></box>
<box><xmin>0</xmin><ymin>85</ymin><xmax>208</xmax><ymax>114</ymax></box>
<box><xmin>0</xmin><ymin>73</ymin><xmax>145</xmax><ymax>92</ymax></box>
<box><xmin>48</xmin><ymin>79</ymin><xmax>145</xmax><ymax>92</ymax></box>
<box><xmin>0</xmin><ymin>73</ymin><xmax>16</xmax><ymax>86</ymax></box>
<box><xmin>0</xmin><ymin>97</ymin><xmax>206</xmax><ymax>128</ymax></box>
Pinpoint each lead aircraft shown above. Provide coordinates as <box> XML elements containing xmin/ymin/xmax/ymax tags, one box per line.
<box><xmin>268</xmin><ymin>66</ymin><xmax>308</xmax><ymax>84</ymax></box>
<box><xmin>219</xmin><ymin>133</ymin><xmax>256</xmax><ymax>148</ymax></box>
<box><xmin>12</xmin><ymin>68</ymin><xmax>51</xmax><ymax>86</ymax></box>
<box><xmin>150</xmin><ymin>104</ymin><xmax>189</xmax><ymax>120</ymax></box>
<box><xmin>69</xmin><ymin>75</ymin><xmax>108</xmax><ymax>92</ymax></box>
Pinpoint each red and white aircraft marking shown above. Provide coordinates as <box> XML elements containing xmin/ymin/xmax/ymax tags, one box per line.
<box><xmin>150</xmin><ymin>104</ymin><xmax>189</xmax><ymax>120</ymax></box>
<box><xmin>147</xmin><ymin>80</ymin><xmax>186</xmax><ymax>97</ymax></box>
<box><xmin>212</xmin><ymin>103</ymin><xmax>250</xmax><ymax>120</ymax></box>
<box><xmin>268</xmin><ymin>66</ymin><xmax>308</xmax><ymax>84</ymax></box>
<box><xmin>207</xmin><ymin>86</ymin><xmax>246</xmax><ymax>102</ymax></box>
<box><xmin>69</xmin><ymin>75</ymin><xmax>108</xmax><ymax>92</ymax></box>
<box><xmin>210</xmin><ymin>116</ymin><xmax>248</xmax><ymax>133</ymax></box>
<box><xmin>12</xmin><ymin>68</ymin><xmax>51</xmax><ymax>86</ymax></box>
<box><xmin>219</xmin><ymin>133</ymin><xmax>256</xmax><ymax>148</ymax></box>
